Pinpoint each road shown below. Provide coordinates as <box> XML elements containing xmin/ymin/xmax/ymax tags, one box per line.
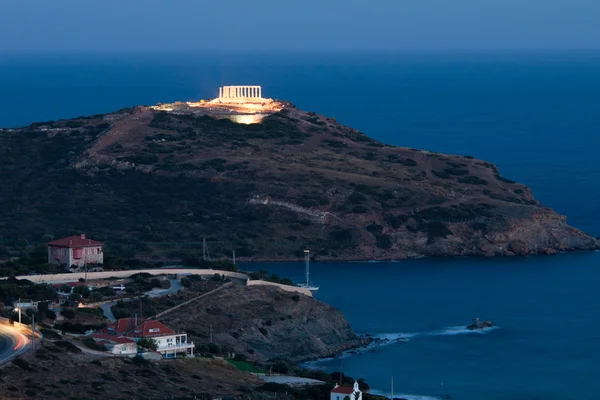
<box><xmin>0</xmin><ymin>323</ymin><xmax>29</xmax><ymax>364</ymax></box>
<box><xmin>100</xmin><ymin>279</ymin><xmax>184</xmax><ymax>322</ymax></box>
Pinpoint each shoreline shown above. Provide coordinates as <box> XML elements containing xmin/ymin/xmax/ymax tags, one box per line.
<box><xmin>235</xmin><ymin>247</ymin><xmax>599</xmax><ymax>264</ymax></box>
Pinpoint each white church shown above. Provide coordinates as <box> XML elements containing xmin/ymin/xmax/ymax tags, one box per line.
<box><xmin>330</xmin><ymin>381</ymin><xmax>363</xmax><ymax>400</ymax></box>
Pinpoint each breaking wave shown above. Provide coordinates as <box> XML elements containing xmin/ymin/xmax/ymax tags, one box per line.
<box><xmin>370</xmin><ymin>389</ymin><xmax>444</xmax><ymax>400</ymax></box>
<box><xmin>301</xmin><ymin>325</ymin><xmax>498</xmax><ymax>368</ymax></box>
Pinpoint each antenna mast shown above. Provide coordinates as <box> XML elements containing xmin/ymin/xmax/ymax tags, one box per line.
<box><xmin>304</xmin><ymin>249</ymin><xmax>310</xmax><ymax>286</ymax></box>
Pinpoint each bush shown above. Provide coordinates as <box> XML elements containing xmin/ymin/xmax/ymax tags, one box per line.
<box><xmin>419</xmin><ymin>222</ymin><xmax>452</xmax><ymax>243</ymax></box>
<box><xmin>432</xmin><ymin>170</ymin><xmax>451</xmax><ymax>179</ymax></box>
<box><xmin>60</xmin><ymin>308</ymin><xmax>76</xmax><ymax>319</ymax></box>
<box><xmin>83</xmin><ymin>338</ymin><xmax>107</xmax><ymax>352</ymax></box>
<box><xmin>457</xmin><ymin>176</ymin><xmax>488</xmax><ymax>185</ymax></box>
<box><xmin>352</xmin><ymin>205</ymin><xmax>368</xmax><ymax>214</ymax></box>
<box><xmin>39</xmin><ymin>328</ymin><xmax>62</xmax><ymax>340</ymax></box>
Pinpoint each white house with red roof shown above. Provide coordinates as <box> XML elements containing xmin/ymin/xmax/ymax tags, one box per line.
<box><xmin>47</xmin><ymin>234</ymin><xmax>104</xmax><ymax>269</ymax></box>
<box><xmin>103</xmin><ymin>318</ymin><xmax>194</xmax><ymax>358</ymax></box>
<box><xmin>331</xmin><ymin>382</ymin><xmax>363</xmax><ymax>400</ymax></box>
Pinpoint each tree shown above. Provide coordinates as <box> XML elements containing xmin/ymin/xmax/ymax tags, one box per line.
<box><xmin>72</xmin><ymin>285</ymin><xmax>90</xmax><ymax>298</ymax></box>
<box><xmin>88</xmin><ymin>291</ymin><xmax>103</xmax><ymax>303</ymax></box>
<box><xmin>59</xmin><ymin>284</ymin><xmax>72</xmax><ymax>294</ymax></box>
<box><xmin>137</xmin><ymin>337</ymin><xmax>158</xmax><ymax>352</ymax></box>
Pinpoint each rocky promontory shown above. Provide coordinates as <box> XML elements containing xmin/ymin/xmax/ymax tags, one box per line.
<box><xmin>160</xmin><ymin>284</ymin><xmax>367</xmax><ymax>362</ymax></box>
<box><xmin>0</xmin><ymin>102</ymin><xmax>596</xmax><ymax>260</ymax></box>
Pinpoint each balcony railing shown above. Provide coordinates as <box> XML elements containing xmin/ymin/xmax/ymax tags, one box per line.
<box><xmin>156</xmin><ymin>342</ymin><xmax>195</xmax><ymax>351</ymax></box>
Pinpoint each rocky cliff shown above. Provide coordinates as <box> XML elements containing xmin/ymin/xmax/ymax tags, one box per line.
<box><xmin>0</xmin><ymin>103</ymin><xmax>596</xmax><ymax>260</ymax></box>
<box><xmin>160</xmin><ymin>284</ymin><xmax>366</xmax><ymax>362</ymax></box>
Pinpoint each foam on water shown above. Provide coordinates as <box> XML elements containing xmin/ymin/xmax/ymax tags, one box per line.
<box><xmin>302</xmin><ymin>325</ymin><xmax>498</xmax><ymax>368</ymax></box>
<box><xmin>370</xmin><ymin>388</ymin><xmax>444</xmax><ymax>400</ymax></box>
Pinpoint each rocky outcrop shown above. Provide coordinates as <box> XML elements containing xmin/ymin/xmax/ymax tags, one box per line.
<box><xmin>466</xmin><ymin>318</ymin><xmax>493</xmax><ymax>330</ymax></box>
<box><xmin>160</xmin><ymin>285</ymin><xmax>367</xmax><ymax>362</ymax></box>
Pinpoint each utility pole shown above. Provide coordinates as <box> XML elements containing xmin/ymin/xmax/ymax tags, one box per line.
<box><xmin>209</xmin><ymin>324</ymin><xmax>213</xmax><ymax>343</ymax></box>
<box><xmin>232</xmin><ymin>250</ymin><xmax>236</xmax><ymax>265</ymax></box>
<box><xmin>203</xmin><ymin>238</ymin><xmax>207</xmax><ymax>261</ymax></box>
<box><xmin>17</xmin><ymin>298</ymin><xmax>21</xmax><ymax>327</ymax></box>
<box><xmin>31</xmin><ymin>313</ymin><xmax>35</xmax><ymax>351</ymax></box>
<box><xmin>84</xmin><ymin>263</ymin><xmax>88</xmax><ymax>282</ymax></box>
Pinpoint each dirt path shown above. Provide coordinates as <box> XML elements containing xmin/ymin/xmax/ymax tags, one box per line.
<box><xmin>152</xmin><ymin>282</ymin><xmax>233</xmax><ymax>319</ymax></box>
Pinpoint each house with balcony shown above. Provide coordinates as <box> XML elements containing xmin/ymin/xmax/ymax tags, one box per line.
<box><xmin>47</xmin><ymin>234</ymin><xmax>104</xmax><ymax>270</ymax></box>
<box><xmin>103</xmin><ymin>318</ymin><xmax>194</xmax><ymax>358</ymax></box>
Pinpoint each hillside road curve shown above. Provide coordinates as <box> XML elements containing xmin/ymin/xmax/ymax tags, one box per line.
<box><xmin>0</xmin><ymin>323</ymin><xmax>29</xmax><ymax>364</ymax></box>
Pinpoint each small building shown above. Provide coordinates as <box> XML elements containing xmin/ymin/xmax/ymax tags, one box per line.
<box><xmin>47</xmin><ymin>234</ymin><xmax>104</xmax><ymax>269</ymax></box>
<box><xmin>331</xmin><ymin>382</ymin><xmax>363</xmax><ymax>400</ymax></box>
<box><xmin>104</xmin><ymin>318</ymin><xmax>194</xmax><ymax>358</ymax></box>
<box><xmin>90</xmin><ymin>334</ymin><xmax>137</xmax><ymax>355</ymax></box>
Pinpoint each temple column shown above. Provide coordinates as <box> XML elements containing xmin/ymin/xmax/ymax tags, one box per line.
<box><xmin>219</xmin><ymin>87</ymin><xmax>222</xmax><ymax>98</ymax></box>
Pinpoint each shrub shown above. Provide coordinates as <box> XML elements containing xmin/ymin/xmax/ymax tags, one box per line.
<box><xmin>432</xmin><ymin>170</ymin><xmax>451</xmax><ymax>179</ymax></box>
<box><xmin>419</xmin><ymin>222</ymin><xmax>452</xmax><ymax>242</ymax></box>
<box><xmin>348</xmin><ymin>191</ymin><xmax>367</xmax><ymax>204</ymax></box>
<box><xmin>60</xmin><ymin>308</ymin><xmax>76</xmax><ymax>319</ymax></box>
<box><xmin>352</xmin><ymin>205</ymin><xmax>368</xmax><ymax>213</ymax></box>
<box><xmin>83</xmin><ymin>338</ymin><xmax>107</xmax><ymax>352</ymax></box>
<box><xmin>495</xmin><ymin>174</ymin><xmax>516</xmax><ymax>184</ymax></box>
<box><xmin>472</xmin><ymin>222</ymin><xmax>488</xmax><ymax>231</ymax></box>
<box><xmin>457</xmin><ymin>176</ymin><xmax>488</xmax><ymax>185</ymax></box>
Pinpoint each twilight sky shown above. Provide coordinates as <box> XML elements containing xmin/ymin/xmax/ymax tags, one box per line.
<box><xmin>1</xmin><ymin>0</ymin><xmax>599</xmax><ymax>52</ymax></box>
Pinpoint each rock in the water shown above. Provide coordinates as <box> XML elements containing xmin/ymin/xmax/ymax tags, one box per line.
<box><xmin>466</xmin><ymin>318</ymin><xmax>493</xmax><ymax>330</ymax></box>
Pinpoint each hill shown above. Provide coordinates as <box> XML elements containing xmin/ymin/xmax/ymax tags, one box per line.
<box><xmin>159</xmin><ymin>284</ymin><xmax>366</xmax><ymax>363</ymax></box>
<box><xmin>0</xmin><ymin>103</ymin><xmax>596</xmax><ymax>261</ymax></box>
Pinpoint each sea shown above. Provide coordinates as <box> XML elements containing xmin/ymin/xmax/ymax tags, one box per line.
<box><xmin>2</xmin><ymin>51</ymin><xmax>600</xmax><ymax>399</ymax></box>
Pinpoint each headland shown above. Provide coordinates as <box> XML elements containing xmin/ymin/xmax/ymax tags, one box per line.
<box><xmin>0</xmin><ymin>86</ymin><xmax>597</xmax><ymax>262</ymax></box>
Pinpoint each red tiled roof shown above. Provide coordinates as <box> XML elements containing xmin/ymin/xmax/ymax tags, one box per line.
<box><xmin>48</xmin><ymin>234</ymin><xmax>103</xmax><ymax>248</ymax></box>
<box><xmin>105</xmin><ymin>318</ymin><xmax>176</xmax><ymax>338</ymax></box>
<box><xmin>331</xmin><ymin>386</ymin><xmax>355</xmax><ymax>394</ymax></box>
<box><xmin>106</xmin><ymin>318</ymin><xmax>137</xmax><ymax>335</ymax></box>
<box><xmin>90</xmin><ymin>333</ymin><xmax>135</xmax><ymax>344</ymax></box>
<box><xmin>110</xmin><ymin>337</ymin><xmax>136</xmax><ymax>344</ymax></box>
<box><xmin>135</xmin><ymin>320</ymin><xmax>176</xmax><ymax>337</ymax></box>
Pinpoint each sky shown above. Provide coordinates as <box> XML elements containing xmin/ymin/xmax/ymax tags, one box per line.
<box><xmin>1</xmin><ymin>0</ymin><xmax>599</xmax><ymax>52</ymax></box>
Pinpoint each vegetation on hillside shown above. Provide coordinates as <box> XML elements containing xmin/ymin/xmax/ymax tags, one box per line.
<box><xmin>0</xmin><ymin>105</ymin><xmax>592</xmax><ymax>261</ymax></box>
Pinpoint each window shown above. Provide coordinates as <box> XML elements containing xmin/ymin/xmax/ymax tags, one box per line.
<box><xmin>122</xmin><ymin>345</ymin><xmax>126</xmax><ymax>351</ymax></box>
<box><xmin>73</xmin><ymin>248</ymin><xmax>82</xmax><ymax>259</ymax></box>
<box><xmin>149</xmin><ymin>328</ymin><xmax>160</xmax><ymax>333</ymax></box>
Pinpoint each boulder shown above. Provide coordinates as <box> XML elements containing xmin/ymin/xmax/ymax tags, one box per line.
<box><xmin>509</xmin><ymin>239</ymin><xmax>529</xmax><ymax>256</ymax></box>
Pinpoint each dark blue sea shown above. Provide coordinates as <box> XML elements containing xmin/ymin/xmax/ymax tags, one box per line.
<box><xmin>2</xmin><ymin>51</ymin><xmax>600</xmax><ymax>399</ymax></box>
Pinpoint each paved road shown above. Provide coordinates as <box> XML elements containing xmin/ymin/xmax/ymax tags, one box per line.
<box><xmin>101</xmin><ymin>279</ymin><xmax>184</xmax><ymax>322</ymax></box>
<box><xmin>0</xmin><ymin>324</ymin><xmax>28</xmax><ymax>364</ymax></box>
<box><xmin>147</xmin><ymin>279</ymin><xmax>182</xmax><ymax>298</ymax></box>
